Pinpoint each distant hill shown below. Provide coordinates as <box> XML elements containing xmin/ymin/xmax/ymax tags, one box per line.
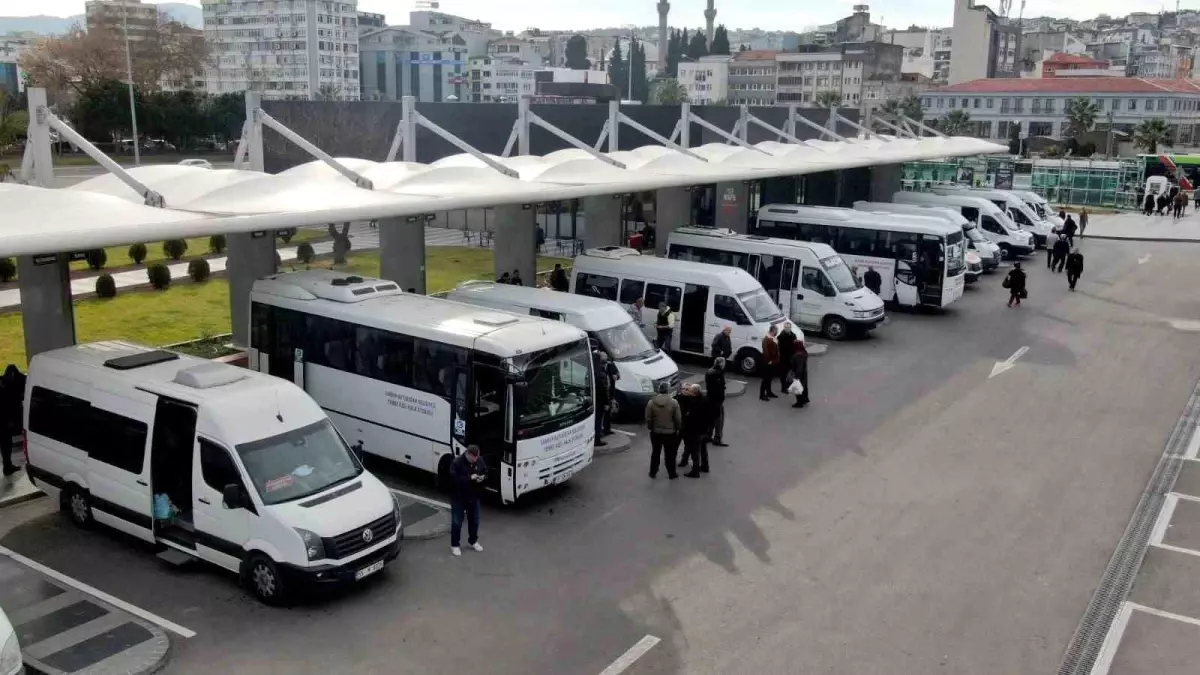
<box><xmin>0</xmin><ymin>3</ymin><xmax>201</xmax><ymax>36</ymax></box>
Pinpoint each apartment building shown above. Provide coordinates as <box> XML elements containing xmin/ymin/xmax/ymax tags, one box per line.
<box><xmin>776</xmin><ymin>42</ymin><xmax>902</xmax><ymax>108</ymax></box>
<box><xmin>728</xmin><ymin>50</ymin><xmax>777</xmax><ymax>106</ymax></box>
<box><xmin>0</xmin><ymin>36</ymin><xmax>31</xmax><ymax>96</ymax></box>
<box><xmin>86</xmin><ymin>0</ymin><xmax>160</xmax><ymax>40</ymax></box>
<box><xmin>948</xmin><ymin>0</ymin><xmax>1020</xmax><ymax>84</ymax></box>
<box><xmin>202</xmin><ymin>0</ymin><xmax>361</xmax><ymax>100</ymax></box>
<box><xmin>678</xmin><ymin>55</ymin><xmax>731</xmax><ymax>105</ymax></box>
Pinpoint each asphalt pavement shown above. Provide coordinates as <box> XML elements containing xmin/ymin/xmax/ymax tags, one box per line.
<box><xmin>1</xmin><ymin>237</ymin><xmax>1199</xmax><ymax>674</ymax></box>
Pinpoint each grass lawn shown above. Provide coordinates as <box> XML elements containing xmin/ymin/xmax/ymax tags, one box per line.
<box><xmin>0</xmin><ymin>153</ymin><xmax>230</xmax><ymax>168</ymax></box>
<box><xmin>0</xmin><ymin>247</ymin><xmax>570</xmax><ymax>366</ymax></box>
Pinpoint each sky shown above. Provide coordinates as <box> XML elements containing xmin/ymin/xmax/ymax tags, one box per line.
<box><xmin>8</xmin><ymin>0</ymin><xmax>1197</xmax><ymax>32</ymax></box>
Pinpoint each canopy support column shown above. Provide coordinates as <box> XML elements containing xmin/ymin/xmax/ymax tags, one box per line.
<box><xmin>582</xmin><ymin>194</ymin><xmax>624</xmax><ymax>249</ymax></box>
<box><xmin>654</xmin><ymin>187</ymin><xmax>691</xmax><ymax>257</ymax></box>
<box><xmin>494</xmin><ymin>204</ymin><xmax>537</xmax><ymax>286</ymax></box>
<box><xmin>378</xmin><ymin>216</ymin><xmax>427</xmax><ymax>295</ymax></box>
<box><xmin>228</xmin><ymin>91</ymin><xmax>277</xmax><ymax>349</ymax></box>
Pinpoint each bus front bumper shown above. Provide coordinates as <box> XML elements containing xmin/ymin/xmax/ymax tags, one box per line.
<box><xmin>280</xmin><ymin>537</ymin><xmax>400</xmax><ymax>588</ymax></box>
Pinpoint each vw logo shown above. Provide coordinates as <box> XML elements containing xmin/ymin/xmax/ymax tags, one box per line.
<box><xmin>362</xmin><ymin>528</ymin><xmax>373</xmax><ymax>543</ymax></box>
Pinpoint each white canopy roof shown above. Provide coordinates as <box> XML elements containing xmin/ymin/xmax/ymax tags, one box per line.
<box><xmin>0</xmin><ymin>135</ymin><xmax>1006</xmax><ymax>257</ymax></box>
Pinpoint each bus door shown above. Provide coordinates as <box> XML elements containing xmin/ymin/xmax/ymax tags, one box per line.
<box><xmin>798</xmin><ymin>267</ymin><xmax>832</xmax><ymax>322</ymax></box>
<box><xmin>253</xmin><ymin>304</ymin><xmax>305</xmax><ymax>387</ymax></box>
<box><xmin>776</xmin><ymin>258</ymin><xmax>798</xmax><ymax>323</ymax></box>
<box><xmin>680</xmin><ymin>284</ymin><xmax>709</xmax><ymax>353</ymax></box>
<box><xmin>893</xmin><ymin>241</ymin><xmax>920</xmax><ymax>307</ymax></box>
<box><xmin>468</xmin><ymin>356</ymin><xmax>513</xmax><ymax>502</ymax></box>
<box><xmin>645</xmin><ymin>283</ymin><xmax>683</xmax><ymax>352</ymax></box>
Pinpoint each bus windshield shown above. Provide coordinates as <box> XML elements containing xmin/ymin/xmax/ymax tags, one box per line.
<box><xmin>737</xmin><ymin>289</ymin><xmax>784</xmax><ymax>323</ymax></box>
<box><xmin>512</xmin><ymin>338</ymin><xmax>593</xmax><ymax>436</ymax></box>
<box><xmin>593</xmin><ymin>320</ymin><xmax>657</xmax><ymax>362</ymax></box>
<box><xmin>820</xmin><ymin>256</ymin><xmax>859</xmax><ymax>293</ymax></box>
<box><xmin>237</xmin><ymin>420</ymin><xmax>364</xmax><ymax>506</ymax></box>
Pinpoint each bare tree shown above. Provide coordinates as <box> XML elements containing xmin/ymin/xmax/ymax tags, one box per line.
<box><xmin>328</xmin><ymin>223</ymin><xmax>353</xmax><ymax>264</ymax></box>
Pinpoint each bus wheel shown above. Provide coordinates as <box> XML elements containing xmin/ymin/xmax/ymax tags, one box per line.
<box><xmin>736</xmin><ymin>349</ymin><xmax>761</xmax><ymax>375</ymax></box>
<box><xmin>823</xmin><ymin>316</ymin><xmax>849</xmax><ymax>341</ymax></box>
<box><xmin>999</xmin><ymin>244</ymin><xmax>1012</xmax><ymax>260</ymax></box>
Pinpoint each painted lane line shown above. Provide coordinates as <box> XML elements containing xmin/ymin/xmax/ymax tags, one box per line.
<box><xmin>1186</xmin><ymin>424</ymin><xmax>1200</xmax><ymax>460</ymax></box>
<box><xmin>1127</xmin><ymin>601</ymin><xmax>1200</xmax><ymax>628</ymax></box>
<box><xmin>0</xmin><ymin>544</ymin><xmax>196</xmax><ymax>639</ymax></box>
<box><xmin>598</xmin><ymin>635</ymin><xmax>661</xmax><ymax>675</ymax></box>
<box><xmin>1170</xmin><ymin>491</ymin><xmax>1200</xmax><ymax>504</ymax></box>
<box><xmin>1088</xmin><ymin>601</ymin><xmax>1134</xmax><ymax>675</ymax></box>
<box><xmin>612</xmin><ymin>429</ymin><xmax>637</xmax><ymax>437</ymax></box>
<box><xmin>989</xmin><ymin>346</ymin><xmax>1029</xmax><ymax>379</ymax></box>
<box><xmin>389</xmin><ymin>488</ymin><xmax>450</xmax><ymax>510</ymax></box>
<box><xmin>1150</xmin><ymin>542</ymin><xmax>1200</xmax><ymax>559</ymax></box>
<box><xmin>1138</xmin><ymin>254</ymin><xmax>1152</xmax><ymax>265</ymax></box>
<box><xmin>1149</xmin><ymin>493</ymin><xmax>1179</xmax><ymax>547</ymax></box>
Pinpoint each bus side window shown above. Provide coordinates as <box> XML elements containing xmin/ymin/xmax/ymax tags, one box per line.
<box><xmin>800</xmin><ymin>268</ymin><xmax>834</xmax><ymax>297</ymax></box>
<box><xmin>961</xmin><ymin>206</ymin><xmax>980</xmax><ymax>223</ymax></box>
<box><xmin>780</xmin><ymin>258</ymin><xmax>797</xmax><ymax>290</ymax></box>
<box><xmin>619</xmin><ymin>279</ymin><xmax>645</xmax><ymax>305</ymax></box>
<box><xmin>714</xmin><ymin>295</ymin><xmax>751</xmax><ymax>325</ymax></box>
<box><xmin>305</xmin><ymin>315</ymin><xmax>355</xmax><ymax>372</ymax></box>
<box><xmin>645</xmin><ymin>283</ymin><xmax>682</xmax><ymax>312</ymax></box>
<box><xmin>576</xmin><ymin>273</ymin><xmax>618</xmax><ymax>301</ymax></box>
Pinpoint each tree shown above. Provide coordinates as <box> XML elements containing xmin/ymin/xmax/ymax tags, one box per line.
<box><xmin>143</xmin><ymin>89</ymin><xmax>210</xmax><ymax>151</ymax></box>
<box><xmin>739</xmin><ymin>44</ymin><xmax>748</xmax><ymax>53</ymax></box>
<box><xmin>0</xmin><ymin>90</ymin><xmax>27</xmax><ymax>153</ymax></box>
<box><xmin>73</xmin><ymin>79</ymin><xmax>141</xmax><ymax>144</ymax></box>
<box><xmin>880</xmin><ymin>94</ymin><xmax>924</xmax><ymax>123</ymax></box>
<box><xmin>1134</xmin><ymin>118</ymin><xmax>1171</xmax><ymax>153</ymax></box>
<box><xmin>652</xmin><ymin>78</ymin><xmax>688</xmax><ymax>105</ymax></box>
<box><xmin>686</xmin><ymin>30</ymin><xmax>708</xmax><ymax>60</ymax></box>
<box><xmin>328</xmin><ymin>223</ymin><xmax>353</xmax><ymax>264</ymax></box>
<box><xmin>565</xmin><ymin>35</ymin><xmax>590</xmax><ymax>69</ymax></box>
<box><xmin>940</xmin><ymin>109</ymin><xmax>972</xmax><ymax>136</ymax></box>
<box><xmin>815</xmin><ymin>89</ymin><xmax>843</xmax><ymax>108</ymax></box>
<box><xmin>710</xmin><ymin>25</ymin><xmax>731</xmax><ymax>56</ymax></box>
<box><xmin>1064</xmin><ymin>97</ymin><xmax>1100</xmax><ymax>139</ymax></box>
<box><xmin>667</xmin><ymin>29</ymin><xmax>683</xmax><ymax>78</ymax></box>
<box><xmin>630</xmin><ymin>38</ymin><xmax>649</xmax><ymax>103</ymax></box>
<box><xmin>609</xmin><ymin>40</ymin><xmax>627</xmax><ymax>102</ymax></box>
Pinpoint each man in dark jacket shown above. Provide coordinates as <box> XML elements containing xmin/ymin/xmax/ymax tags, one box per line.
<box><xmin>645</xmin><ymin>382</ymin><xmax>682</xmax><ymax>479</ymax></box>
<box><xmin>1062</xmin><ymin>215</ymin><xmax>1078</xmax><ymax>247</ymax></box>
<box><xmin>510</xmin><ymin>269</ymin><xmax>524</xmax><ymax>286</ymax></box>
<box><xmin>1051</xmin><ymin>234</ymin><xmax>1070</xmax><ymax>272</ymax></box>
<box><xmin>788</xmin><ymin>341</ymin><xmax>810</xmax><ymax>409</ymax></box>
<box><xmin>1145</xmin><ymin>193</ymin><xmax>1156</xmax><ymax>216</ymax></box>
<box><xmin>549</xmin><ymin>264</ymin><xmax>570</xmax><ymax>292</ymax></box>
<box><xmin>711</xmin><ymin>326</ymin><xmax>733</xmax><ymax>361</ymax></box>
<box><xmin>759</xmin><ymin>325</ymin><xmax>779</xmax><ymax>401</ymax></box>
<box><xmin>677</xmin><ymin>384</ymin><xmax>710</xmax><ymax>477</ymax></box>
<box><xmin>593</xmin><ymin>350</ymin><xmax>611</xmax><ymax>446</ymax></box>
<box><xmin>1005</xmin><ymin>262</ymin><xmax>1027</xmax><ymax>307</ymax></box>
<box><xmin>0</xmin><ymin>365</ymin><xmax>22</xmax><ymax>475</ymax></box>
<box><xmin>449</xmin><ymin>445</ymin><xmax>488</xmax><ymax>557</ymax></box>
<box><xmin>863</xmin><ymin>266</ymin><xmax>882</xmax><ymax>295</ymax></box>
<box><xmin>776</xmin><ymin>323</ymin><xmax>798</xmax><ymax>392</ymax></box>
<box><xmin>1065</xmin><ymin>248</ymin><xmax>1084</xmax><ymax>291</ymax></box>
<box><xmin>705</xmin><ymin>357</ymin><xmax>729</xmax><ymax>447</ymax></box>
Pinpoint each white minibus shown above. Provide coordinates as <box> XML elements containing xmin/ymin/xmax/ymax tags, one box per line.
<box><xmin>1010</xmin><ymin>190</ymin><xmax>1064</xmax><ymax>230</ymax></box>
<box><xmin>250</xmin><ymin>271</ymin><xmax>595</xmax><ymax>505</ymax></box>
<box><xmin>853</xmin><ymin>201</ymin><xmax>1001</xmax><ymax>271</ymax></box>
<box><xmin>754</xmin><ymin>204</ymin><xmax>966</xmax><ymax>309</ymax></box>
<box><xmin>666</xmin><ymin>227</ymin><xmax>885</xmax><ymax>340</ymax></box>
<box><xmin>446</xmin><ymin>281</ymin><xmax>681</xmax><ymax>417</ymax></box>
<box><xmin>571</xmin><ymin>246</ymin><xmax>786</xmax><ymax>374</ymax></box>
<box><xmin>24</xmin><ymin>341</ymin><xmax>401</xmax><ymax>605</ymax></box>
<box><xmin>892</xmin><ymin>192</ymin><xmax>1035</xmax><ymax>259</ymax></box>
<box><xmin>930</xmin><ymin>186</ymin><xmax>1054</xmax><ymax>246</ymax></box>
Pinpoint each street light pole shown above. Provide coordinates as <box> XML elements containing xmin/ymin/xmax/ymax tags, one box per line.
<box><xmin>122</xmin><ymin>1</ymin><xmax>140</xmax><ymax>165</ymax></box>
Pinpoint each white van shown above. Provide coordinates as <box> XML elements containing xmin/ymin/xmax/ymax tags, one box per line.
<box><xmin>930</xmin><ymin>186</ymin><xmax>1054</xmax><ymax>246</ymax></box>
<box><xmin>0</xmin><ymin>607</ymin><xmax>21</xmax><ymax>675</ymax></box>
<box><xmin>446</xmin><ymin>281</ymin><xmax>681</xmax><ymax>417</ymax></box>
<box><xmin>892</xmin><ymin>192</ymin><xmax>1035</xmax><ymax>259</ymax></box>
<box><xmin>24</xmin><ymin>342</ymin><xmax>401</xmax><ymax>605</ymax></box>
<box><xmin>667</xmin><ymin>227</ymin><xmax>885</xmax><ymax>340</ymax></box>
<box><xmin>571</xmin><ymin>246</ymin><xmax>787</xmax><ymax>374</ymax></box>
<box><xmin>1010</xmin><ymin>190</ymin><xmax>1063</xmax><ymax>230</ymax></box>
<box><xmin>853</xmin><ymin>201</ymin><xmax>1002</xmax><ymax>271</ymax></box>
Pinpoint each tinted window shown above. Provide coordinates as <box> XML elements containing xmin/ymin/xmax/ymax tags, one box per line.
<box><xmin>619</xmin><ymin>279</ymin><xmax>645</xmax><ymax>304</ymax></box>
<box><xmin>200</xmin><ymin>438</ymin><xmax>242</xmax><ymax>492</ymax></box>
<box><xmin>801</xmin><ymin>267</ymin><xmax>834</xmax><ymax>296</ymax></box>
<box><xmin>28</xmin><ymin>386</ymin><xmax>90</xmax><ymax>449</ymax></box>
<box><xmin>840</xmin><ymin>227</ymin><xmax>881</xmax><ymax>256</ymax></box>
<box><xmin>960</xmin><ymin>206</ymin><xmax>980</xmax><ymax>222</ymax></box>
<box><xmin>413</xmin><ymin>339</ymin><xmax>467</xmax><ymax>400</ymax></box>
<box><xmin>88</xmin><ymin>406</ymin><xmax>148</xmax><ymax>474</ymax></box>
<box><xmin>531</xmin><ymin>308</ymin><xmax>563</xmax><ymax>321</ymax></box>
<box><xmin>576</xmin><ymin>273</ymin><xmax>619</xmax><ymax>301</ymax></box>
<box><xmin>644</xmin><ymin>283</ymin><xmax>682</xmax><ymax>312</ymax></box>
<box><xmin>305</xmin><ymin>314</ymin><xmax>355</xmax><ymax>371</ymax></box>
<box><xmin>250</xmin><ymin>301</ymin><xmax>270</xmax><ymax>351</ymax></box>
<box><xmin>714</xmin><ymin>295</ymin><xmax>749</xmax><ymax>324</ymax></box>
<box><xmin>354</xmin><ymin>326</ymin><xmax>414</xmax><ymax>388</ymax></box>
<box><xmin>981</xmin><ymin>215</ymin><xmax>1005</xmax><ymax>235</ymax></box>
<box><xmin>757</xmin><ymin>254</ymin><xmax>783</xmax><ymax>290</ymax></box>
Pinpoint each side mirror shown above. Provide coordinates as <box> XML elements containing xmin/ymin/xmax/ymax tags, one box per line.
<box><xmin>222</xmin><ymin>483</ymin><xmax>244</xmax><ymax>509</ymax></box>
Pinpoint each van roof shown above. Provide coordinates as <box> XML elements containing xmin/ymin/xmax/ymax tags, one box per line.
<box><xmin>574</xmin><ymin>247</ymin><xmax>763</xmax><ymax>291</ymax></box>
<box><xmin>853</xmin><ymin>201</ymin><xmax>971</xmax><ymax>226</ymax></box>
<box><xmin>447</xmin><ymin>281</ymin><xmax>635</xmax><ymax>327</ymax></box>
<box><xmin>670</xmin><ymin>227</ymin><xmax>839</xmax><ymax>258</ymax></box>
<box><xmin>253</xmin><ymin>270</ymin><xmax>587</xmax><ymax>358</ymax></box>
<box><xmin>758</xmin><ymin>204</ymin><xmax>959</xmax><ymax>236</ymax></box>
<box><xmin>932</xmin><ymin>186</ymin><xmax>1027</xmax><ymax>206</ymax></box>
<box><xmin>892</xmin><ymin>191</ymin><xmax>1006</xmax><ymax>214</ymax></box>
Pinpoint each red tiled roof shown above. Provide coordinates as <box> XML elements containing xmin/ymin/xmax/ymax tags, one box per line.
<box><xmin>1043</xmin><ymin>52</ymin><xmax>1105</xmax><ymax>65</ymax></box>
<box><xmin>734</xmin><ymin>50</ymin><xmax>779</xmax><ymax>61</ymax></box>
<box><xmin>938</xmin><ymin>78</ymin><xmax>1200</xmax><ymax>94</ymax></box>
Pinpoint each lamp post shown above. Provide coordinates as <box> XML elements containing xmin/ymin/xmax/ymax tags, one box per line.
<box><xmin>121</xmin><ymin>1</ymin><xmax>140</xmax><ymax>165</ymax></box>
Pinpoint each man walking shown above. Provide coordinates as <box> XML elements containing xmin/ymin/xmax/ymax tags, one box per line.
<box><xmin>655</xmin><ymin>303</ymin><xmax>675</xmax><ymax>351</ymax></box>
<box><xmin>711</xmin><ymin>325</ymin><xmax>733</xmax><ymax>361</ymax></box>
<box><xmin>645</xmin><ymin>382</ymin><xmax>682</xmax><ymax>480</ymax></box>
<box><xmin>449</xmin><ymin>445</ymin><xmax>487</xmax><ymax>557</ymax></box>
<box><xmin>1062</xmin><ymin>215</ymin><xmax>1077</xmax><ymax>248</ymax></box>
<box><xmin>1052</xmin><ymin>234</ymin><xmax>1070</xmax><ymax>273</ymax></box>
<box><xmin>705</xmin><ymin>357</ymin><xmax>728</xmax><ymax>447</ymax></box>
<box><xmin>1078</xmin><ymin>207</ymin><xmax>1089</xmax><ymax>238</ymax></box>
<box><xmin>677</xmin><ymin>384</ymin><xmax>710</xmax><ymax>477</ymax></box>
<box><xmin>629</xmin><ymin>297</ymin><xmax>645</xmax><ymax>330</ymax></box>
<box><xmin>1005</xmin><ymin>262</ymin><xmax>1027</xmax><ymax>308</ymax></box>
<box><xmin>593</xmin><ymin>349</ymin><xmax>611</xmax><ymax>446</ymax></box>
<box><xmin>1065</xmin><ymin>248</ymin><xmax>1084</xmax><ymax>291</ymax></box>
<box><xmin>788</xmin><ymin>339</ymin><xmax>810</xmax><ymax>409</ymax></box>
<box><xmin>759</xmin><ymin>325</ymin><xmax>780</xmax><ymax>401</ymax></box>
<box><xmin>549</xmin><ymin>263</ymin><xmax>570</xmax><ymax>292</ymax></box>
<box><xmin>864</xmin><ymin>266</ymin><xmax>882</xmax><ymax>295</ymax></box>
<box><xmin>776</xmin><ymin>323</ymin><xmax>798</xmax><ymax>393</ymax></box>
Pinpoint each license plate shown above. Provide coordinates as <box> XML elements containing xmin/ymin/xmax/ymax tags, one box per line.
<box><xmin>355</xmin><ymin>560</ymin><xmax>384</xmax><ymax>581</ymax></box>
<box><xmin>554</xmin><ymin>471</ymin><xmax>572</xmax><ymax>485</ymax></box>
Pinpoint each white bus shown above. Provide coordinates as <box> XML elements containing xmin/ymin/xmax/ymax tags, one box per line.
<box><xmin>892</xmin><ymin>192</ymin><xmax>1035</xmax><ymax>259</ymax></box>
<box><xmin>754</xmin><ymin>204</ymin><xmax>967</xmax><ymax>309</ymax></box>
<box><xmin>666</xmin><ymin>227</ymin><xmax>885</xmax><ymax>340</ymax></box>
<box><xmin>930</xmin><ymin>186</ymin><xmax>1054</xmax><ymax>246</ymax></box>
<box><xmin>852</xmin><ymin>201</ymin><xmax>1002</xmax><ymax>270</ymax></box>
<box><xmin>250</xmin><ymin>271</ymin><xmax>596</xmax><ymax>504</ymax></box>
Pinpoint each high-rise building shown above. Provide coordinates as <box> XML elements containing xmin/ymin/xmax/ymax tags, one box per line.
<box><xmin>728</xmin><ymin>50</ymin><xmax>778</xmax><ymax>106</ymax></box>
<box><xmin>202</xmin><ymin>0</ymin><xmax>361</xmax><ymax>100</ymax></box>
<box><xmin>948</xmin><ymin>0</ymin><xmax>1020</xmax><ymax>84</ymax></box>
<box><xmin>86</xmin><ymin>0</ymin><xmax>160</xmax><ymax>41</ymax></box>
<box><xmin>358</xmin><ymin>10</ymin><xmax>499</xmax><ymax>102</ymax></box>
<box><xmin>776</xmin><ymin>42</ymin><xmax>902</xmax><ymax>109</ymax></box>
<box><xmin>0</xmin><ymin>36</ymin><xmax>31</xmax><ymax>96</ymax></box>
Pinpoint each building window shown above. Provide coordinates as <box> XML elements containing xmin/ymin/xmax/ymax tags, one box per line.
<box><xmin>1111</xmin><ymin>98</ymin><xmax>1120</xmax><ymax>111</ymax></box>
<box><xmin>973</xmin><ymin>98</ymin><xmax>981</xmax><ymax>108</ymax></box>
<box><xmin>1128</xmin><ymin>99</ymin><xmax>1137</xmax><ymax>111</ymax></box>
<box><xmin>1014</xmin><ymin>98</ymin><xmax>1024</xmax><ymax>113</ymax></box>
<box><xmin>961</xmin><ymin>98</ymin><xmax>968</xmax><ymax>108</ymax></box>
<box><xmin>1158</xmin><ymin>99</ymin><xmax>1167</xmax><ymax>111</ymax></box>
<box><xmin>986</xmin><ymin>98</ymin><xmax>994</xmax><ymax>109</ymax></box>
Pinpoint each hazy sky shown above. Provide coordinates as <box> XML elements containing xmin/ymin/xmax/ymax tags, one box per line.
<box><xmin>9</xmin><ymin>0</ymin><xmax>1195</xmax><ymax>32</ymax></box>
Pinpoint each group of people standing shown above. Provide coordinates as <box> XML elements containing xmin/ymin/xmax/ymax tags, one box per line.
<box><xmin>758</xmin><ymin>323</ymin><xmax>810</xmax><ymax>409</ymax></box>
<box><xmin>495</xmin><ymin>269</ymin><xmax>525</xmax><ymax>286</ymax></box>
<box><xmin>644</xmin><ymin>358</ymin><xmax>729</xmax><ymax>480</ymax></box>
<box><xmin>1142</xmin><ymin>187</ymin><xmax>1191</xmax><ymax>219</ymax></box>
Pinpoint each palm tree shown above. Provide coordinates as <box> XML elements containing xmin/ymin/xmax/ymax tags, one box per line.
<box><xmin>1063</xmin><ymin>97</ymin><xmax>1100</xmax><ymax>139</ymax></box>
<box><xmin>881</xmin><ymin>94</ymin><xmax>924</xmax><ymax>122</ymax></box>
<box><xmin>814</xmin><ymin>90</ymin><xmax>843</xmax><ymax>108</ymax></box>
<box><xmin>1134</xmin><ymin>118</ymin><xmax>1172</xmax><ymax>154</ymax></box>
<box><xmin>940</xmin><ymin>109</ymin><xmax>971</xmax><ymax>136</ymax></box>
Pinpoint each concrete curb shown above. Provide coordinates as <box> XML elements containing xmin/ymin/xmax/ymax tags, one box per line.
<box><xmin>392</xmin><ymin>493</ymin><xmax>452</xmax><ymax>540</ymax></box>
<box><xmin>594</xmin><ymin>433</ymin><xmax>631</xmax><ymax>455</ymax></box>
<box><xmin>403</xmin><ymin>514</ymin><xmax>451</xmax><ymax>541</ymax></box>
<box><xmin>0</xmin><ymin>471</ymin><xmax>44</xmax><ymax>510</ymax></box>
<box><xmin>1078</xmin><ymin>235</ymin><xmax>1200</xmax><ymax>243</ymax></box>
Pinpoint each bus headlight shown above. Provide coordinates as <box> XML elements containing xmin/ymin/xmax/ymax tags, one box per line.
<box><xmin>638</xmin><ymin>376</ymin><xmax>654</xmax><ymax>393</ymax></box>
<box><xmin>391</xmin><ymin>494</ymin><xmax>404</xmax><ymax>533</ymax></box>
<box><xmin>295</xmin><ymin>528</ymin><xmax>325</xmax><ymax>561</ymax></box>
<box><xmin>853</xmin><ymin>310</ymin><xmax>873</xmax><ymax>319</ymax></box>
<box><xmin>0</xmin><ymin>631</ymin><xmax>21</xmax><ymax>675</ymax></box>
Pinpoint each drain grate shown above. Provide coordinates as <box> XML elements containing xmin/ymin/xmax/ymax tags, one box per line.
<box><xmin>1057</xmin><ymin>376</ymin><xmax>1200</xmax><ymax>675</ymax></box>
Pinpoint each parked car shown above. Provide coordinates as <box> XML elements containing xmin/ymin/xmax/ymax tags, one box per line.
<box><xmin>178</xmin><ymin>159</ymin><xmax>213</xmax><ymax>169</ymax></box>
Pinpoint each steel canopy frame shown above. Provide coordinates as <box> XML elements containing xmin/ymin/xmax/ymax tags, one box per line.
<box><xmin>594</xmin><ymin>100</ymin><xmax>706</xmax><ymax>160</ymax></box>
<box><xmin>500</xmin><ymin>97</ymin><xmax>626</xmax><ymax>169</ymax></box>
<box><xmin>386</xmin><ymin>96</ymin><xmax>519</xmax><ymax>178</ymax></box>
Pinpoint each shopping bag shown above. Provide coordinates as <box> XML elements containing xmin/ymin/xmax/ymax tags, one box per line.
<box><xmin>787</xmin><ymin>379</ymin><xmax>805</xmax><ymax>395</ymax></box>
<box><xmin>1001</xmin><ymin>276</ymin><xmax>1011</xmax><ymax>289</ymax></box>
<box><xmin>1019</xmin><ymin>288</ymin><xmax>1028</xmax><ymax>299</ymax></box>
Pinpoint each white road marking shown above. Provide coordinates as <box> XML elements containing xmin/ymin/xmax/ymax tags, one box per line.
<box><xmin>1187</xmin><ymin>426</ymin><xmax>1200</xmax><ymax>460</ymax></box>
<box><xmin>1149</xmin><ymin>493</ymin><xmax>1179</xmax><ymax>546</ymax></box>
<box><xmin>613</xmin><ymin>429</ymin><xmax>637</xmax><ymax>437</ymax></box>
<box><xmin>389</xmin><ymin>488</ymin><xmax>450</xmax><ymax>510</ymax></box>
<box><xmin>1127</xmin><ymin>601</ymin><xmax>1200</xmax><ymax>628</ymax></box>
<box><xmin>988</xmin><ymin>346</ymin><xmax>1029</xmax><ymax>379</ymax></box>
<box><xmin>0</xmin><ymin>544</ymin><xmax>197</xmax><ymax>638</ymax></box>
<box><xmin>599</xmin><ymin>635</ymin><xmax>661</xmax><ymax>675</ymax></box>
<box><xmin>1138</xmin><ymin>254</ymin><xmax>1153</xmax><ymax>265</ymax></box>
<box><xmin>1150</xmin><ymin>542</ymin><xmax>1200</xmax><ymax>560</ymax></box>
<box><xmin>1088</xmin><ymin>601</ymin><xmax>1134</xmax><ymax>675</ymax></box>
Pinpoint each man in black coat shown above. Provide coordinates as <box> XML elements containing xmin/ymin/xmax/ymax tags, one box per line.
<box><xmin>776</xmin><ymin>323</ymin><xmax>798</xmax><ymax>393</ymax></box>
<box><xmin>549</xmin><ymin>264</ymin><xmax>570</xmax><ymax>292</ymax></box>
<box><xmin>863</xmin><ymin>266</ymin><xmax>882</xmax><ymax>295</ymax></box>
<box><xmin>592</xmin><ymin>350</ymin><xmax>611</xmax><ymax>447</ymax></box>
<box><xmin>449</xmin><ymin>445</ymin><xmax>488</xmax><ymax>557</ymax></box>
<box><xmin>1065</xmin><ymin>248</ymin><xmax>1084</xmax><ymax>291</ymax></box>
<box><xmin>1062</xmin><ymin>216</ymin><xmax>1077</xmax><ymax>247</ymax></box>
<box><xmin>705</xmin><ymin>357</ymin><xmax>728</xmax><ymax>447</ymax></box>
<box><xmin>1052</xmin><ymin>234</ymin><xmax>1070</xmax><ymax>273</ymax></box>
<box><xmin>710</xmin><ymin>326</ymin><xmax>733</xmax><ymax>362</ymax></box>
<box><xmin>0</xmin><ymin>365</ymin><xmax>22</xmax><ymax>476</ymax></box>
<box><xmin>677</xmin><ymin>384</ymin><xmax>710</xmax><ymax>477</ymax></box>
<box><xmin>1005</xmin><ymin>262</ymin><xmax>1027</xmax><ymax>307</ymax></box>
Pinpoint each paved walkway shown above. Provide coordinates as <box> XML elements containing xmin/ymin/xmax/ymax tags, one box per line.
<box><xmin>0</xmin><ymin>224</ymin><xmax>571</xmax><ymax>310</ymax></box>
<box><xmin>1083</xmin><ymin>209</ymin><xmax>1200</xmax><ymax>242</ymax></box>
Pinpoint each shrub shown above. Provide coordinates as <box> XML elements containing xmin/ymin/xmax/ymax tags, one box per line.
<box><xmin>187</xmin><ymin>258</ymin><xmax>211</xmax><ymax>282</ymax></box>
<box><xmin>0</xmin><ymin>258</ymin><xmax>15</xmax><ymax>283</ymax></box>
<box><xmin>162</xmin><ymin>239</ymin><xmax>188</xmax><ymax>261</ymax></box>
<box><xmin>209</xmin><ymin>234</ymin><xmax>227</xmax><ymax>255</ymax></box>
<box><xmin>277</xmin><ymin>228</ymin><xmax>296</xmax><ymax>244</ymax></box>
<box><xmin>128</xmin><ymin>243</ymin><xmax>148</xmax><ymax>265</ymax></box>
<box><xmin>84</xmin><ymin>248</ymin><xmax>107</xmax><ymax>271</ymax></box>
<box><xmin>147</xmin><ymin>263</ymin><xmax>171</xmax><ymax>290</ymax></box>
<box><xmin>296</xmin><ymin>242</ymin><xmax>316</xmax><ymax>264</ymax></box>
<box><xmin>95</xmin><ymin>274</ymin><xmax>117</xmax><ymax>298</ymax></box>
